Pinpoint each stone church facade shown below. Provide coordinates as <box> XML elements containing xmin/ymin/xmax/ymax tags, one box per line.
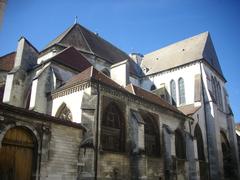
<box><xmin>0</xmin><ymin>23</ymin><xmax>239</xmax><ymax>180</ymax></box>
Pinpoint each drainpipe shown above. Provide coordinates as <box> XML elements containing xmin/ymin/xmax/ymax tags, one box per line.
<box><xmin>199</xmin><ymin>61</ymin><xmax>211</xmax><ymax>178</ymax></box>
<box><xmin>94</xmin><ymin>81</ymin><xmax>100</xmax><ymax>180</ymax></box>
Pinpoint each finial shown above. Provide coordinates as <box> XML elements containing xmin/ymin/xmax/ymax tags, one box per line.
<box><xmin>74</xmin><ymin>16</ymin><xmax>78</xmax><ymax>24</ymax></box>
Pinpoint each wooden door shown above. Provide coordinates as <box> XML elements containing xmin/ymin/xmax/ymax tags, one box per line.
<box><xmin>0</xmin><ymin>127</ymin><xmax>36</xmax><ymax>180</ymax></box>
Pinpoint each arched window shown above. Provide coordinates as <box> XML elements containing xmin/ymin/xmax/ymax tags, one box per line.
<box><xmin>143</xmin><ymin>114</ymin><xmax>160</xmax><ymax>156</ymax></box>
<box><xmin>170</xmin><ymin>80</ymin><xmax>176</xmax><ymax>106</ymax></box>
<box><xmin>101</xmin><ymin>102</ymin><xmax>125</xmax><ymax>152</ymax></box>
<box><xmin>175</xmin><ymin>129</ymin><xmax>186</xmax><ymax>159</ymax></box>
<box><xmin>150</xmin><ymin>84</ymin><xmax>156</xmax><ymax>91</ymax></box>
<box><xmin>178</xmin><ymin>78</ymin><xmax>185</xmax><ymax>105</ymax></box>
<box><xmin>194</xmin><ymin>124</ymin><xmax>205</xmax><ymax>160</ymax></box>
<box><xmin>212</xmin><ymin>76</ymin><xmax>218</xmax><ymax>103</ymax></box>
<box><xmin>217</xmin><ymin>82</ymin><xmax>223</xmax><ymax>109</ymax></box>
<box><xmin>211</xmin><ymin>76</ymin><xmax>216</xmax><ymax>102</ymax></box>
<box><xmin>56</xmin><ymin>103</ymin><xmax>72</xmax><ymax>121</ymax></box>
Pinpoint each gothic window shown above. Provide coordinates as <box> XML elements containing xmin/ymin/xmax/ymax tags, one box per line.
<box><xmin>150</xmin><ymin>84</ymin><xmax>156</xmax><ymax>91</ymax></box>
<box><xmin>143</xmin><ymin>114</ymin><xmax>160</xmax><ymax>156</ymax></box>
<box><xmin>170</xmin><ymin>80</ymin><xmax>176</xmax><ymax>106</ymax></box>
<box><xmin>56</xmin><ymin>103</ymin><xmax>72</xmax><ymax>121</ymax></box>
<box><xmin>194</xmin><ymin>124</ymin><xmax>205</xmax><ymax>160</ymax></box>
<box><xmin>101</xmin><ymin>102</ymin><xmax>125</xmax><ymax>152</ymax></box>
<box><xmin>217</xmin><ymin>82</ymin><xmax>223</xmax><ymax>110</ymax></box>
<box><xmin>212</xmin><ymin>76</ymin><xmax>219</xmax><ymax>104</ymax></box>
<box><xmin>178</xmin><ymin>78</ymin><xmax>186</xmax><ymax>105</ymax></box>
<box><xmin>175</xmin><ymin>129</ymin><xmax>186</xmax><ymax>159</ymax></box>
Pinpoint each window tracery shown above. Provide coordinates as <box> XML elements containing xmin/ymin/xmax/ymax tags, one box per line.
<box><xmin>175</xmin><ymin>129</ymin><xmax>186</xmax><ymax>159</ymax></box>
<box><xmin>143</xmin><ymin>114</ymin><xmax>160</xmax><ymax>156</ymax></box>
<box><xmin>170</xmin><ymin>80</ymin><xmax>176</xmax><ymax>106</ymax></box>
<box><xmin>101</xmin><ymin>102</ymin><xmax>125</xmax><ymax>152</ymax></box>
<box><xmin>178</xmin><ymin>78</ymin><xmax>185</xmax><ymax>105</ymax></box>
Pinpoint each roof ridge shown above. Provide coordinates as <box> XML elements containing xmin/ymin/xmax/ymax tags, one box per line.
<box><xmin>43</xmin><ymin>24</ymin><xmax>76</xmax><ymax>49</ymax></box>
<box><xmin>77</xmin><ymin>24</ymin><xmax>94</xmax><ymax>54</ymax></box>
<box><xmin>58</xmin><ymin>23</ymin><xmax>79</xmax><ymax>44</ymax></box>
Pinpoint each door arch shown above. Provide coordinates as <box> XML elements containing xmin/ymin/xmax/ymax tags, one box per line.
<box><xmin>0</xmin><ymin>127</ymin><xmax>38</xmax><ymax>180</ymax></box>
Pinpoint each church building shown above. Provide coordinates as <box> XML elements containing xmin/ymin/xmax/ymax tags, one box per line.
<box><xmin>0</xmin><ymin>22</ymin><xmax>239</xmax><ymax>180</ymax></box>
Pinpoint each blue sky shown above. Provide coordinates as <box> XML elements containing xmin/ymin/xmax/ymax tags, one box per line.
<box><xmin>0</xmin><ymin>0</ymin><xmax>240</xmax><ymax>122</ymax></box>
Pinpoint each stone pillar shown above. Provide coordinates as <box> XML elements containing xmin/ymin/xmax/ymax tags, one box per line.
<box><xmin>129</xmin><ymin>110</ymin><xmax>147</xmax><ymax>179</ymax></box>
<box><xmin>204</xmin><ymin>101</ymin><xmax>221</xmax><ymax>179</ymax></box>
<box><xmin>186</xmin><ymin>133</ymin><xmax>197</xmax><ymax>180</ymax></box>
<box><xmin>78</xmin><ymin>92</ymin><xmax>97</xmax><ymax>179</ymax></box>
<box><xmin>163</xmin><ymin>124</ymin><xmax>174</xmax><ymax>180</ymax></box>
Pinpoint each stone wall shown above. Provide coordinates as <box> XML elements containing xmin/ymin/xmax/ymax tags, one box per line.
<box><xmin>0</xmin><ymin>103</ymin><xmax>83</xmax><ymax>180</ymax></box>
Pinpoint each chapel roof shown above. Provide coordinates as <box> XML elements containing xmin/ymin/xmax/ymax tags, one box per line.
<box><xmin>54</xmin><ymin>66</ymin><xmax>185</xmax><ymax>116</ymax></box>
<box><xmin>142</xmin><ymin>32</ymin><xmax>224</xmax><ymax>80</ymax></box>
<box><xmin>0</xmin><ymin>52</ymin><xmax>16</xmax><ymax>72</ymax></box>
<box><xmin>125</xmin><ymin>84</ymin><xmax>184</xmax><ymax>115</ymax></box>
<box><xmin>43</xmin><ymin>23</ymin><xmax>130</xmax><ymax>64</ymax></box>
<box><xmin>49</xmin><ymin>46</ymin><xmax>92</xmax><ymax>72</ymax></box>
<box><xmin>55</xmin><ymin>66</ymin><xmax>127</xmax><ymax>93</ymax></box>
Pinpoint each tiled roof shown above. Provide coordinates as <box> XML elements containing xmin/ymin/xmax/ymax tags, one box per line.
<box><xmin>0</xmin><ymin>52</ymin><xmax>16</xmax><ymax>71</ymax></box>
<box><xmin>55</xmin><ymin>66</ymin><xmax>127</xmax><ymax>92</ymax></box>
<box><xmin>43</xmin><ymin>23</ymin><xmax>130</xmax><ymax>64</ymax></box>
<box><xmin>142</xmin><ymin>32</ymin><xmax>224</xmax><ymax>80</ymax></box>
<box><xmin>54</xmin><ymin>66</ymin><xmax>185</xmax><ymax>116</ymax></box>
<box><xmin>178</xmin><ymin>104</ymin><xmax>201</xmax><ymax>116</ymax></box>
<box><xmin>50</xmin><ymin>47</ymin><xmax>92</xmax><ymax>72</ymax></box>
<box><xmin>125</xmin><ymin>84</ymin><xmax>184</xmax><ymax>115</ymax></box>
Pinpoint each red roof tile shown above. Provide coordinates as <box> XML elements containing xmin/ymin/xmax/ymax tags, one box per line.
<box><xmin>0</xmin><ymin>52</ymin><xmax>16</xmax><ymax>71</ymax></box>
<box><xmin>55</xmin><ymin>66</ymin><xmax>127</xmax><ymax>92</ymax></box>
<box><xmin>125</xmin><ymin>84</ymin><xmax>184</xmax><ymax>115</ymax></box>
<box><xmin>53</xmin><ymin>67</ymin><xmax>184</xmax><ymax>116</ymax></box>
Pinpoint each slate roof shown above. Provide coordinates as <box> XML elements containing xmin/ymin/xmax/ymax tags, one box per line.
<box><xmin>50</xmin><ymin>47</ymin><xmax>92</xmax><ymax>72</ymax></box>
<box><xmin>43</xmin><ymin>23</ymin><xmax>130</xmax><ymax>64</ymax></box>
<box><xmin>142</xmin><ymin>32</ymin><xmax>224</xmax><ymax>79</ymax></box>
<box><xmin>125</xmin><ymin>84</ymin><xmax>184</xmax><ymax>115</ymax></box>
<box><xmin>0</xmin><ymin>52</ymin><xmax>16</xmax><ymax>71</ymax></box>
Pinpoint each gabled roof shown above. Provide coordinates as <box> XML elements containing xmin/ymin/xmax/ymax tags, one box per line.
<box><xmin>142</xmin><ymin>32</ymin><xmax>224</xmax><ymax>79</ymax></box>
<box><xmin>55</xmin><ymin>66</ymin><xmax>127</xmax><ymax>93</ymax></box>
<box><xmin>50</xmin><ymin>47</ymin><xmax>91</xmax><ymax>72</ymax></box>
<box><xmin>0</xmin><ymin>52</ymin><xmax>16</xmax><ymax>72</ymax></box>
<box><xmin>125</xmin><ymin>84</ymin><xmax>184</xmax><ymax>115</ymax></box>
<box><xmin>43</xmin><ymin>23</ymin><xmax>130</xmax><ymax>64</ymax></box>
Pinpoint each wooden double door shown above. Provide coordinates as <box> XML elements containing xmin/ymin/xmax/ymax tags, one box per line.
<box><xmin>0</xmin><ymin>127</ymin><xmax>37</xmax><ymax>180</ymax></box>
